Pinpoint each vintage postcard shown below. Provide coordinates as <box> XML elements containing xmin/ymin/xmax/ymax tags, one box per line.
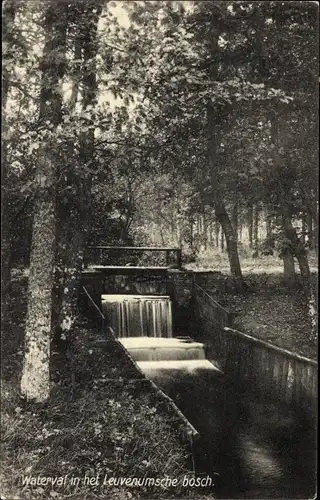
<box><xmin>1</xmin><ymin>1</ymin><xmax>318</xmax><ymax>499</ymax></box>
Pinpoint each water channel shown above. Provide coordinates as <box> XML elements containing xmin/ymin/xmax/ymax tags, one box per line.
<box><xmin>102</xmin><ymin>293</ymin><xmax>317</xmax><ymax>499</ymax></box>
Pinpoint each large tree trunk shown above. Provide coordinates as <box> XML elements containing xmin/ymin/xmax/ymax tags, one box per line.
<box><xmin>283</xmin><ymin>253</ymin><xmax>296</xmax><ymax>286</ymax></box>
<box><xmin>20</xmin><ymin>174</ymin><xmax>56</xmax><ymax>401</ymax></box>
<box><xmin>21</xmin><ymin>1</ymin><xmax>68</xmax><ymax>402</ymax></box>
<box><xmin>1</xmin><ymin>0</ymin><xmax>18</xmax><ymax>323</ymax></box>
<box><xmin>215</xmin><ymin>203</ymin><xmax>246</xmax><ymax>291</ymax></box>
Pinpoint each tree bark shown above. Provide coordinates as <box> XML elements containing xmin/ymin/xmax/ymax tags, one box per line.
<box><xmin>20</xmin><ymin>173</ymin><xmax>56</xmax><ymax>401</ymax></box>
<box><xmin>21</xmin><ymin>1</ymin><xmax>68</xmax><ymax>402</ymax></box>
<box><xmin>301</xmin><ymin>213</ymin><xmax>307</xmax><ymax>245</ymax></box>
<box><xmin>1</xmin><ymin>0</ymin><xmax>18</xmax><ymax>323</ymax></box>
<box><xmin>247</xmin><ymin>203</ymin><xmax>253</xmax><ymax>248</ymax></box>
<box><xmin>204</xmin><ymin>13</ymin><xmax>245</xmax><ymax>289</ymax></box>
<box><xmin>189</xmin><ymin>217</ymin><xmax>193</xmax><ymax>250</ymax></box>
<box><xmin>203</xmin><ymin>212</ymin><xmax>207</xmax><ymax>249</ymax></box>
<box><xmin>266</xmin><ymin>213</ymin><xmax>272</xmax><ymax>240</ymax></box>
<box><xmin>253</xmin><ymin>204</ymin><xmax>260</xmax><ymax>255</ymax></box>
<box><xmin>215</xmin><ymin>218</ymin><xmax>220</xmax><ymax>247</ymax></box>
<box><xmin>231</xmin><ymin>200</ymin><xmax>238</xmax><ymax>242</ymax></box>
<box><xmin>307</xmin><ymin>210</ymin><xmax>317</xmax><ymax>252</ymax></box>
<box><xmin>287</xmin><ymin>225</ymin><xmax>310</xmax><ymax>281</ymax></box>
<box><xmin>57</xmin><ymin>1</ymin><xmax>102</xmax><ymax>339</ymax></box>
<box><xmin>239</xmin><ymin>222</ymin><xmax>243</xmax><ymax>242</ymax></box>
<box><xmin>215</xmin><ymin>203</ymin><xmax>246</xmax><ymax>291</ymax></box>
<box><xmin>281</xmin><ymin>212</ymin><xmax>296</xmax><ymax>287</ymax></box>
<box><xmin>220</xmin><ymin>228</ymin><xmax>225</xmax><ymax>252</ymax></box>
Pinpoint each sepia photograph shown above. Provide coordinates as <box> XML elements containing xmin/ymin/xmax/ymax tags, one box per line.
<box><xmin>1</xmin><ymin>1</ymin><xmax>318</xmax><ymax>499</ymax></box>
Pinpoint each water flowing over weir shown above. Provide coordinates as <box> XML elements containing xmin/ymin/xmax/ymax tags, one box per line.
<box><xmin>101</xmin><ymin>294</ymin><xmax>173</xmax><ymax>338</ymax></box>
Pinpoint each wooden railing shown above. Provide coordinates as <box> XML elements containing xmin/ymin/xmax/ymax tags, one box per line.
<box><xmin>84</xmin><ymin>246</ymin><xmax>182</xmax><ymax>269</ymax></box>
<box><xmin>194</xmin><ymin>284</ymin><xmax>318</xmax><ymax>413</ymax></box>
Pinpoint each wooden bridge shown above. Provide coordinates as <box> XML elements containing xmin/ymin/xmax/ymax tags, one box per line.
<box><xmin>83</xmin><ymin>245</ymin><xmax>182</xmax><ymax>273</ymax></box>
<box><xmin>80</xmin><ymin>245</ymin><xmax>183</xmax><ymax>313</ymax></box>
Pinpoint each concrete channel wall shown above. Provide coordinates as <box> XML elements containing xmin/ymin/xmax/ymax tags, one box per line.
<box><xmin>194</xmin><ymin>284</ymin><xmax>318</xmax><ymax>416</ymax></box>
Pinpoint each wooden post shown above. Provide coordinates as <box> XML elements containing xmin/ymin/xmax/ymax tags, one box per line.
<box><xmin>166</xmin><ymin>250</ymin><xmax>170</xmax><ymax>267</ymax></box>
<box><xmin>83</xmin><ymin>249</ymin><xmax>88</xmax><ymax>269</ymax></box>
<box><xmin>177</xmin><ymin>249</ymin><xmax>182</xmax><ymax>269</ymax></box>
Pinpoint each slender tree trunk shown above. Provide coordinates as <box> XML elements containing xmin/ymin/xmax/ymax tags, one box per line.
<box><xmin>301</xmin><ymin>213</ymin><xmax>307</xmax><ymax>245</ymax></box>
<box><xmin>281</xmin><ymin>212</ymin><xmax>296</xmax><ymax>287</ymax></box>
<box><xmin>53</xmin><ymin>33</ymin><xmax>82</xmax><ymax>339</ymax></box>
<box><xmin>231</xmin><ymin>200</ymin><xmax>238</xmax><ymax>242</ymax></box>
<box><xmin>239</xmin><ymin>222</ymin><xmax>243</xmax><ymax>242</ymax></box>
<box><xmin>69</xmin><ymin>32</ymin><xmax>81</xmax><ymax>109</ymax></box>
<box><xmin>215</xmin><ymin>203</ymin><xmax>246</xmax><ymax>291</ymax></box>
<box><xmin>220</xmin><ymin>228</ymin><xmax>225</xmax><ymax>252</ymax></box>
<box><xmin>203</xmin><ymin>212</ymin><xmax>207</xmax><ymax>249</ymax></box>
<box><xmin>58</xmin><ymin>1</ymin><xmax>102</xmax><ymax>339</ymax></box>
<box><xmin>208</xmin><ymin>218</ymin><xmax>213</xmax><ymax>244</ymax></box>
<box><xmin>189</xmin><ymin>217</ymin><xmax>193</xmax><ymax>250</ymax></box>
<box><xmin>205</xmin><ymin>20</ymin><xmax>245</xmax><ymax>290</ymax></box>
<box><xmin>247</xmin><ymin>203</ymin><xmax>253</xmax><ymax>248</ymax></box>
<box><xmin>283</xmin><ymin>252</ymin><xmax>296</xmax><ymax>286</ymax></box>
<box><xmin>307</xmin><ymin>212</ymin><xmax>314</xmax><ymax>250</ymax></box>
<box><xmin>266</xmin><ymin>213</ymin><xmax>272</xmax><ymax>240</ymax></box>
<box><xmin>287</xmin><ymin>224</ymin><xmax>310</xmax><ymax>281</ymax></box>
<box><xmin>159</xmin><ymin>227</ymin><xmax>165</xmax><ymax>246</ymax></box>
<box><xmin>177</xmin><ymin>219</ymin><xmax>182</xmax><ymax>247</ymax></box>
<box><xmin>307</xmin><ymin>212</ymin><xmax>318</xmax><ymax>250</ymax></box>
<box><xmin>253</xmin><ymin>204</ymin><xmax>260</xmax><ymax>255</ymax></box>
<box><xmin>21</xmin><ymin>1</ymin><xmax>68</xmax><ymax>402</ymax></box>
<box><xmin>215</xmin><ymin>218</ymin><xmax>220</xmax><ymax>247</ymax></box>
<box><xmin>284</xmin><ymin>216</ymin><xmax>315</xmax><ymax>339</ymax></box>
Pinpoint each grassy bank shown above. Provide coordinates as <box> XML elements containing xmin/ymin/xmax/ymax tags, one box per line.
<box><xmin>186</xmin><ymin>247</ymin><xmax>318</xmax><ymax>360</ymax></box>
<box><xmin>186</xmin><ymin>247</ymin><xmax>318</xmax><ymax>275</ymax></box>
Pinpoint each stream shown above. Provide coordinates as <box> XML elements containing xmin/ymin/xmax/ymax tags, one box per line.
<box><xmin>143</xmin><ymin>363</ymin><xmax>316</xmax><ymax>499</ymax></box>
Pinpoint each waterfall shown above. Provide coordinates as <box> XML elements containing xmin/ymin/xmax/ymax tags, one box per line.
<box><xmin>102</xmin><ymin>295</ymin><xmax>173</xmax><ymax>338</ymax></box>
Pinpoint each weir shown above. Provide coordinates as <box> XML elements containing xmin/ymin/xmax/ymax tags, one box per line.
<box><xmin>101</xmin><ymin>294</ymin><xmax>173</xmax><ymax>338</ymax></box>
<box><xmin>101</xmin><ymin>293</ymin><xmax>218</xmax><ymax>371</ymax></box>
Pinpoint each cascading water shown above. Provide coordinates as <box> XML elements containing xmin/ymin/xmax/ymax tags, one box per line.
<box><xmin>101</xmin><ymin>294</ymin><xmax>173</xmax><ymax>338</ymax></box>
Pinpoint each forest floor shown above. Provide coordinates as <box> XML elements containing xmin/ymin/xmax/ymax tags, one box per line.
<box><xmin>188</xmin><ymin>249</ymin><xmax>318</xmax><ymax>360</ymax></box>
<box><xmin>188</xmin><ymin>247</ymin><xmax>318</xmax><ymax>275</ymax></box>
<box><xmin>222</xmin><ymin>279</ymin><xmax>317</xmax><ymax>360</ymax></box>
